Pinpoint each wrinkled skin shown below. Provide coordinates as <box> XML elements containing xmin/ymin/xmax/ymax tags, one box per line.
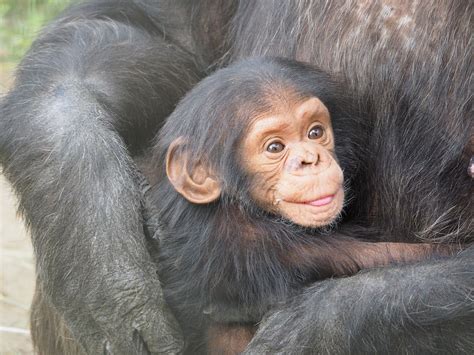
<box><xmin>242</xmin><ymin>97</ymin><xmax>344</xmax><ymax>227</ymax></box>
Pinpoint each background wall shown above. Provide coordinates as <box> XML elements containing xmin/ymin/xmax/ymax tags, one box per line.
<box><xmin>0</xmin><ymin>1</ymin><xmax>71</xmax><ymax>353</ymax></box>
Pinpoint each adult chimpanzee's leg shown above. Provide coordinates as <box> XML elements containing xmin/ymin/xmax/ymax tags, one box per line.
<box><xmin>0</xmin><ymin>1</ymin><xmax>234</xmax><ymax>353</ymax></box>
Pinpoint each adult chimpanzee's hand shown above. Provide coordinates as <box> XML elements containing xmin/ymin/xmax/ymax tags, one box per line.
<box><xmin>62</xmin><ymin>268</ymin><xmax>183</xmax><ymax>355</ymax></box>
<box><xmin>19</xmin><ymin>151</ymin><xmax>185</xmax><ymax>355</ymax></box>
<box><xmin>44</xmin><ymin>258</ymin><xmax>184</xmax><ymax>355</ymax></box>
<box><xmin>245</xmin><ymin>246</ymin><xmax>474</xmax><ymax>354</ymax></box>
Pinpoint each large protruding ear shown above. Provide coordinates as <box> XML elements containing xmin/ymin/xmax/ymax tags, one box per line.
<box><xmin>166</xmin><ymin>138</ymin><xmax>221</xmax><ymax>204</ymax></box>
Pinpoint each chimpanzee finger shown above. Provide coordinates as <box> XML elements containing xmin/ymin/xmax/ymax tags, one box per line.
<box><xmin>130</xmin><ymin>308</ymin><xmax>184</xmax><ymax>355</ymax></box>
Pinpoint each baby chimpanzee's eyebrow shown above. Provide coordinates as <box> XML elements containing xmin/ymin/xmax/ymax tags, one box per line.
<box><xmin>249</xmin><ymin>116</ymin><xmax>292</xmax><ymax>142</ymax></box>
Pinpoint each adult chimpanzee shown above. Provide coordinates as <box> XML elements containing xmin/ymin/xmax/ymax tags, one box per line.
<box><xmin>0</xmin><ymin>0</ymin><xmax>472</xmax><ymax>354</ymax></box>
<box><xmin>150</xmin><ymin>57</ymin><xmax>459</xmax><ymax>354</ymax></box>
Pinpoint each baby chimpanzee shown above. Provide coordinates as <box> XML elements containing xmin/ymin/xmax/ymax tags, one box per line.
<box><xmin>144</xmin><ymin>57</ymin><xmax>452</xmax><ymax>354</ymax></box>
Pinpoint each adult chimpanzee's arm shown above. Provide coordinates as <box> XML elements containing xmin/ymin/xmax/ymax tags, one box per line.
<box><xmin>245</xmin><ymin>246</ymin><xmax>474</xmax><ymax>354</ymax></box>
<box><xmin>0</xmin><ymin>1</ymin><xmax>229</xmax><ymax>353</ymax></box>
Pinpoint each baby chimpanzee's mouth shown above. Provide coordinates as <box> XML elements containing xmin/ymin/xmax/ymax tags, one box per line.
<box><xmin>284</xmin><ymin>193</ymin><xmax>337</xmax><ymax>207</ymax></box>
<box><xmin>304</xmin><ymin>195</ymin><xmax>335</xmax><ymax>206</ymax></box>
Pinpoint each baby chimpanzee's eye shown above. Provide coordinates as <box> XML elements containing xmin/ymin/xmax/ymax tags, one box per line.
<box><xmin>308</xmin><ymin>125</ymin><xmax>325</xmax><ymax>140</ymax></box>
<box><xmin>267</xmin><ymin>141</ymin><xmax>285</xmax><ymax>153</ymax></box>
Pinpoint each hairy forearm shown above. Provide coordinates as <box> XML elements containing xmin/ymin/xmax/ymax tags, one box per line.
<box><xmin>246</xmin><ymin>246</ymin><xmax>474</xmax><ymax>354</ymax></box>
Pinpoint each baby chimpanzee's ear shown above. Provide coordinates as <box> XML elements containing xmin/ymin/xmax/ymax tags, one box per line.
<box><xmin>166</xmin><ymin>138</ymin><xmax>222</xmax><ymax>204</ymax></box>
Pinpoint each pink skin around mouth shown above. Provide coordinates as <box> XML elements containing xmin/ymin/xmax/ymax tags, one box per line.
<box><xmin>304</xmin><ymin>195</ymin><xmax>335</xmax><ymax>207</ymax></box>
<box><xmin>282</xmin><ymin>191</ymin><xmax>340</xmax><ymax>207</ymax></box>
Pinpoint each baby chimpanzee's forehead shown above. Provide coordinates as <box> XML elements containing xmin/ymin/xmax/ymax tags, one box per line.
<box><xmin>245</xmin><ymin>96</ymin><xmax>331</xmax><ymax>137</ymax></box>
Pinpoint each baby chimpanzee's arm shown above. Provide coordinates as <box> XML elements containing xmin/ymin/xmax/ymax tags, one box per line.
<box><xmin>334</xmin><ymin>240</ymin><xmax>457</xmax><ymax>274</ymax></box>
<box><xmin>283</xmin><ymin>236</ymin><xmax>461</xmax><ymax>279</ymax></box>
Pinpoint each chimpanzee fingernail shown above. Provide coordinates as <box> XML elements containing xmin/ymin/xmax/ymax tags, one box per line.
<box><xmin>468</xmin><ymin>156</ymin><xmax>474</xmax><ymax>179</ymax></box>
<box><xmin>274</xmin><ymin>199</ymin><xmax>282</xmax><ymax>205</ymax></box>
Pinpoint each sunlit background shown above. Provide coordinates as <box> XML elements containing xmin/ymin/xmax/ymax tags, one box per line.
<box><xmin>0</xmin><ymin>1</ymin><xmax>71</xmax><ymax>353</ymax></box>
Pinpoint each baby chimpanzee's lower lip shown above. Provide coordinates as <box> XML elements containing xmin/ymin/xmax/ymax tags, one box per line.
<box><xmin>304</xmin><ymin>195</ymin><xmax>335</xmax><ymax>207</ymax></box>
<box><xmin>284</xmin><ymin>194</ymin><xmax>336</xmax><ymax>207</ymax></box>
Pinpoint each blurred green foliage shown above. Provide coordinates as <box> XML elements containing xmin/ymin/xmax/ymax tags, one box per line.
<box><xmin>0</xmin><ymin>0</ymin><xmax>72</xmax><ymax>63</ymax></box>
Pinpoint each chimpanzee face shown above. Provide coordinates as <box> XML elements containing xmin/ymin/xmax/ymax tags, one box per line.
<box><xmin>240</xmin><ymin>97</ymin><xmax>344</xmax><ymax>227</ymax></box>
<box><xmin>165</xmin><ymin>92</ymin><xmax>344</xmax><ymax>228</ymax></box>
